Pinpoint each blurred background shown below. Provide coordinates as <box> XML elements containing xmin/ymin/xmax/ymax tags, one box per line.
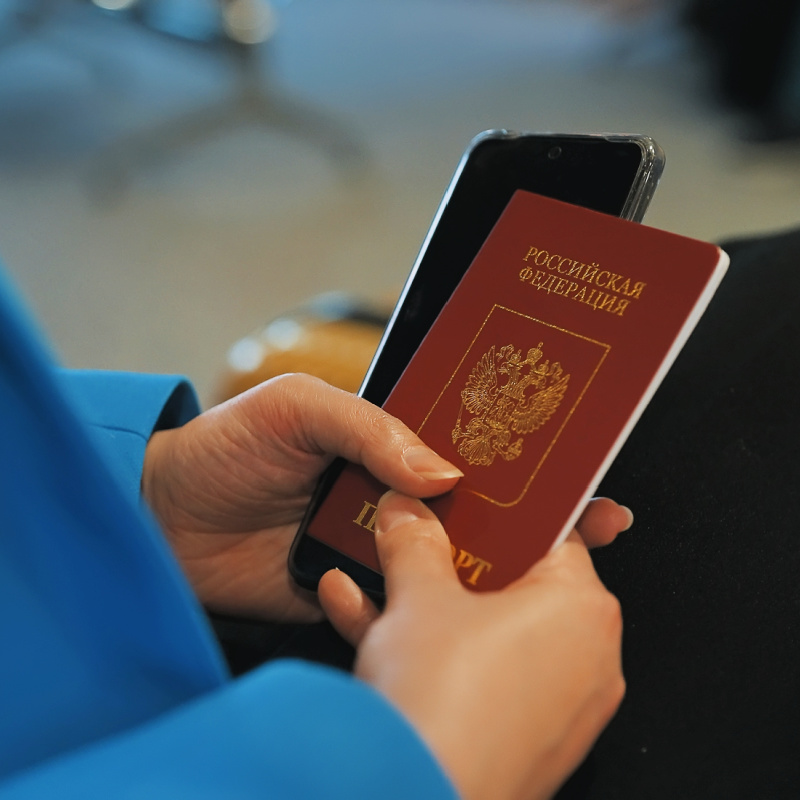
<box><xmin>1</xmin><ymin>0</ymin><xmax>799</xmax><ymax>407</ymax></box>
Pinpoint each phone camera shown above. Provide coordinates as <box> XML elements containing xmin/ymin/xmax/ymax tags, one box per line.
<box><xmin>547</xmin><ymin>146</ymin><xmax>562</xmax><ymax>160</ymax></box>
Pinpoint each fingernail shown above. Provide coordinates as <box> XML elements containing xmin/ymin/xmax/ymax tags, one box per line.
<box><xmin>402</xmin><ymin>445</ymin><xmax>464</xmax><ymax>481</ymax></box>
<box><xmin>375</xmin><ymin>492</ymin><xmax>423</xmax><ymax>535</ymax></box>
<box><xmin>621</xmin><ymin>505</ymin><xmax>634</xmax><ymax>531</ymax></box>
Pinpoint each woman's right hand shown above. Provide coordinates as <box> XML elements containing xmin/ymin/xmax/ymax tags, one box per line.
<box><xmin>320</xmin><ymin>491</ymin><xmax>626</xmax><ymax>800</ymax></box>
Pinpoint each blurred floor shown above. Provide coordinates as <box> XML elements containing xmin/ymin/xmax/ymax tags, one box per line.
<box><xmin>0</xmin><ymin>0</ymin><xmax>799</xmax><ymax>405</ymax></box>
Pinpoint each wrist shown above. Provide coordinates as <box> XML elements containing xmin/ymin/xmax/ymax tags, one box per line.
<box><xmin>141</xmin><ymin>428</ymin><xmax>174</xmax><ymax>523</ymax></box>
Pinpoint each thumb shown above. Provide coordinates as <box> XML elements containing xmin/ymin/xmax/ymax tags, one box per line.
<box><xmin>374</xmin><ymin>491</ymin><xmax>457</xmax><ymax>598</ymax></box>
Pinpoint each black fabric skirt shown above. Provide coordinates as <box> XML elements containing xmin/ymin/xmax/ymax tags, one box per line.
<box><xmin>559</xmin><ymin>225</ymin><xmax>800</xmax><ymax>798</ymax></box>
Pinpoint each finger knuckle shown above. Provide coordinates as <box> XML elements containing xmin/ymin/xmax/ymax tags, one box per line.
<box><xmin>364</xmin><ymin>407</ymin><xmax>408</xmax><ymax>445</ymax></box>
<box><xmin>270</xmin><ymin>371</ymin><xmax>315</xmax><ymax>394</ymax></box>
<box><xmin>603</xmin><ymin>591</ymin><xmax>623</xmax><ymax>627</ymax></box>
<box><xmin>613</xmin><ymin>674</ymin><xmax>627</xmax><ymax>706</ymax></box>
<box><xmin>600</xmin><ymin>673</ymin><xmax>627</xmax><ymax>723</ymax></box>
<box><xmin>257</xmin><ymin>372</ymin><xmax>310</xmax><ymax>414</ymax></box>
<box><xmin>594</xmin><ymin>590</ymin><xmax>623</xmax><ymax>638</ymax></box>
<box><xmin>357</xmin><ymin>415</ymin><xmax>416</xmax><ymax>470</ymax></box>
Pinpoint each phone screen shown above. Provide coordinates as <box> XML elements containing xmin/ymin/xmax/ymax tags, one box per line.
<box><xmin>290</xmin><ymin>131</ymin><xmax>663</xmax><ymax>596</ymax></box>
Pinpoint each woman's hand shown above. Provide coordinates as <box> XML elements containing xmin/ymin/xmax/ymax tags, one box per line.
<box><xmin>142</xmin><ymin>374</ymin><xmax>463</xmax><ymax>623</ymax></box>
<box><xmin>320</xmin><ymin>491</ymin><xmax>627</xmax><ymax>800</ymax></box>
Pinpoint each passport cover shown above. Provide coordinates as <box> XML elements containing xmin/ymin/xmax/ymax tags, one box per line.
<box><xmin>306</xmin><ymin>190</ymin><xmax>729</xmax><ymax>591</ymax></box>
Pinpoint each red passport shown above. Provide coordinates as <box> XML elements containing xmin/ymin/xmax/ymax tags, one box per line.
<box><xmin>307</xmin><ymin>190</ymin><xmax>729</xmax><ymax>590</ymax></box>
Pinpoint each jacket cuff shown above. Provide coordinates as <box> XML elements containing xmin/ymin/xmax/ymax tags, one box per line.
<box><xmin>56</xmin><ymin>369</ymin><xmax>201</xmax><ymax>501</ymax></box>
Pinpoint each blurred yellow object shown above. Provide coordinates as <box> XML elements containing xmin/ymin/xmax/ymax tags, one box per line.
<box><xmin>216</xmin><ymin>292</ymin><xmax>393</xmax><ymax>403</ymax></box>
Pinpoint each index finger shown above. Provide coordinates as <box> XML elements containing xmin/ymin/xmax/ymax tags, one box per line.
<box><xmin>575</xmin><ymin>497</ymin><xmax>634</xmax><ymax>548</ymax></box>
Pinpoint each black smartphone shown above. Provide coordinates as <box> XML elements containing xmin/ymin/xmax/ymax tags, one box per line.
<box><xmin>289</xmin><ymin>130</ymin><xmax>665</xmax><ymax>599</ymax></box>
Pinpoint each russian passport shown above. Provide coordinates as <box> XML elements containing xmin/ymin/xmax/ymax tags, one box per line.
<box><xmin>306</xmin><ymin>190</ymin><xmax>729</xmax><ymax>590</ymax></box>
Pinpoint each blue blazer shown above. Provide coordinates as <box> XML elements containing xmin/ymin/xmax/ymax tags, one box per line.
<box><xmin>0</xmin><ymin>270</ymin><xmax>455</xmax><ymax>799</ymax></box>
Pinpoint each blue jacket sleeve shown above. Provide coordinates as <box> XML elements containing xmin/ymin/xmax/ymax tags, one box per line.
<box><xmin>56</xmin><ymin>369</ymin><xmax>201</xmax><ymax>500</ymax></box>
<box><xmin>0</xmin><ymin>661</ymin><xmax>459</xmax><ymax>800</ymax></box>
<box><xmin>0</xmin><ymin>273</ymin><xmax>458</xmax><ymax>799</ymax></box>
<box><xmin>34</xmin><ymin>372</ymin><xmax>460</xmax><ymax>798</ymax></box>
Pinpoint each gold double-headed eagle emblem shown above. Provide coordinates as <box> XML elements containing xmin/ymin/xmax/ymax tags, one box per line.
<box><xmin>452</xmin><ymin>342</ymin><xmax>570</xmax><ymax>466</ymax></box>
